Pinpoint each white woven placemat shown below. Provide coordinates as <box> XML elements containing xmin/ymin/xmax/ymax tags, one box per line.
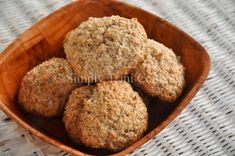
<box><xmin>0</xmin><ymin>0</ymin><xmax>235</xmax><ymax>155</ymax></box>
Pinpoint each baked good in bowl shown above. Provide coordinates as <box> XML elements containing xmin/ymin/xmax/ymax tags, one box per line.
<box><xmin>18</xmin><ymin>57</ymin><xmax>77</xmax><ymax>117</ymax></box>
<box><xmin>64</xmin><ymin>15</ymin><xmax>147</xmax><ymax>82</ymax></box>
<box><xmin>63</xmin><ymin>81</ymin><xmax>148</xmax><ymax>151</ymax></box>
<box><xmin>133</xmin><ymin>39</ymin><xmax>185</xmax><ymax>102</ymax></box>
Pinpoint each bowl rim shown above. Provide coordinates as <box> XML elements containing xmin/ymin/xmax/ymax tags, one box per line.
<box><xmin>0</xmin><ymin>0</ymin><xmax>211</xmax><ymax>155</ymax></box>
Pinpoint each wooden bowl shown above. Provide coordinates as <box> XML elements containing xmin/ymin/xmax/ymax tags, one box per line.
<box><xmin>0</xmin><ymin>0</ymin><xmax>210</xmax><ymax>155</ymax></box>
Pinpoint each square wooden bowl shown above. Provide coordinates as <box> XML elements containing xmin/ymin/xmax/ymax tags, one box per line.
<box><xmin>0</xmin><ymin>0</ymin><xmax>210</xmax><ymax>155</ymax></box>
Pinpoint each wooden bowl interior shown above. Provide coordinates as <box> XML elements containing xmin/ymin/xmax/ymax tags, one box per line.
<box><xmin>0</xmin><ymin>0</ymin><xmax>210</xmax><ymax>155</ymax></box>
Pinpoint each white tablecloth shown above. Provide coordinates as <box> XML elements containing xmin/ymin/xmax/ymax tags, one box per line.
<box><xmin>0</xmin><ymin>0</ymin><xmax>234</xmax><ymax>155</ymax></box>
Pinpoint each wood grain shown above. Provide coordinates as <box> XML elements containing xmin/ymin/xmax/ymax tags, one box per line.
<box><xmin>0</xmin><ymin>0</ymin><xmax>210</xmax><ymax>155</ymax></box>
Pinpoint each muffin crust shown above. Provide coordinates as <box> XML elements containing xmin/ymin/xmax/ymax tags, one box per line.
<box><xmin>64</xmin><ymin>15</ymin><xmax>147</xmax><ymax>82</ymax></box>
<box><xmin>18</xmin><ymin>57</ymin><xmax>77</xmax><ymax>117</ymax></box>
<box><xmin>133</xmin><ymin>39</ymin><xmax>185</xmax><ymax>102</ymax></box>
<box><xmin>63</xmin><ymin>81</ymin><xmax>148</xmax><ymax>151</ymax></box>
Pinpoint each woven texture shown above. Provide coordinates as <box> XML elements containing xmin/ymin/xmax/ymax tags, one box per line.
<box><xmin>0</xmin><ymin>0</ymin><xmax>235</xmax><ymax>155</ymax></box>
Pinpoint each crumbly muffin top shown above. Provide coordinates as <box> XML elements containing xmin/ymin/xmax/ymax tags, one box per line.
<box><xmin>18</xmin><ymin>57</ymin><xmax>77</xmax><ymax>117</ymax></box>
<box><xmin>64</xmin><ymin>15</ymin><xmax>147</xmax><ymax>82</ymax></box>
<box><xmin>63</xmin><ymin>81</ymin><xmax>148</xmax><ymax>151</ymax></box>
<box><xmin>133</xmin><ymin>39</ymin><xmax>185</xmax><ymax>102</ymax></box>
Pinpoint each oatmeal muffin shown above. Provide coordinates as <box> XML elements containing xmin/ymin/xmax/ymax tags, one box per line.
<box><xmin>18</xmin><ymin>57</ymin><xmax>77</xmax><ymax>117</ymax></box>
<box><xmin>63</xmin><ymin>81</ymin><xmax>148</xmax><ymax>151</ymax></box>
<box><xmin>64</xmin><ymin>15</ymin><xmax>147</xmax><ymax>82</ymax></box>
<box><xmin>133</xmin><ymin>39</ymin><xmax>185</xmax><ymax>102</ymax></box>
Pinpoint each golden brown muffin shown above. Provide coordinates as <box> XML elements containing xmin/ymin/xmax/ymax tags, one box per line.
<box><xmin>64</xmin><ymin>15</ymin><xmax>147</xmax><ymax>82</ymax></box>
<box><xmin>18</xmin><ymin>57</ymin><xmax>77</xmax><ymax>117</ymax></box>
<box><xmin>133</xmin><ymin>39</ymin><xmax>185</xmax><ymax>102</ymax></box>
<box><xmin>63</xmin><ymin>81</ymin><xmax>148</xmax><ymax>151</ymax></box>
